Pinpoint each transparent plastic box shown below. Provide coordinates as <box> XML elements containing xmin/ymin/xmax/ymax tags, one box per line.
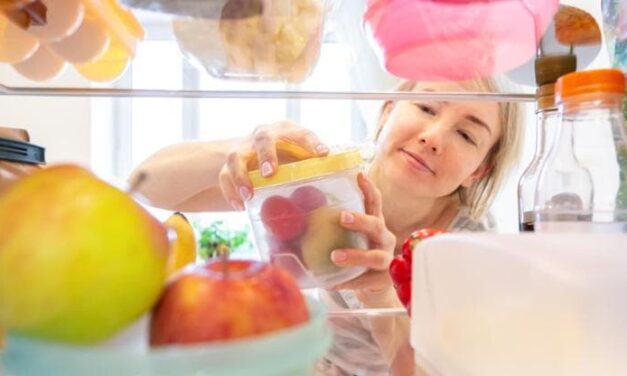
<box><xmin>171</xmin><ymin>0</ymin><xmax>329</xmax><ymax>83</ymax></box>
<box><xmin>410</xmin><ymin>233</ymin><xmax>627</xmax><ymax>376</ymax></box>
<box><xmin>246</xmin><ymin>146</ymin><xmax>367</xmax><ymax>289</ymax></box>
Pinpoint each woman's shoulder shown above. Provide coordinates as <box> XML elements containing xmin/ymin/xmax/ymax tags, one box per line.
<box><xmin>448</xmin><ymin>207</ymin><xmax>496</xmax><ymax>232</ymax></box>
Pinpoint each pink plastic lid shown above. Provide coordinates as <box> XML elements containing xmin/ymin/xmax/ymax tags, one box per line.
<box><xmin>364</xmin><ymin>0</ymin><xmax>559</xmax><ymax>81</ymax></box>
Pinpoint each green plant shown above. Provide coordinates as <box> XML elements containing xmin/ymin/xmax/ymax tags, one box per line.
<box><xmin>195</xmin><ymin>221</ymin><xmax>251</xmax><ymax>260</ymax></box>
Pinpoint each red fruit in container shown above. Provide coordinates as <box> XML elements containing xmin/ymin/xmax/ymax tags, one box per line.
<box><xmin>290</xmin><ymin>186</ymin><xmax>327</xmax><ymax>212</ymax></box>
<box><xmin>260</xmin><ymin>195</ymin><xmax>307</xmax><ymax>241</ymax></box>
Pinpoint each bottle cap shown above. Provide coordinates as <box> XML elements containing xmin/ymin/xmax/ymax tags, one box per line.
<box><xmin>556</xmin><ymin>69</ymin><xmax>626</xmax><ymax>102</ymax></box>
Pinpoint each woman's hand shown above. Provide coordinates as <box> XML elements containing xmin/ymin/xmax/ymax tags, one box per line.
<box><xmin>330</xmin><ymin>172</ymin><xmax>398</xmax><ymax>307</ymax></box>
<box><xmin>218</xmin><ymin>121</ymin><xmax>328</xmax><ymax>210</ymax></box>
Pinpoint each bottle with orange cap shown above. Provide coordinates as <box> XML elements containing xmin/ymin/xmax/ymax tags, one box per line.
<box><xmin>535</xmin><ymin>68</ymin><xmax>627</xmax><ymax>232</ymax></box>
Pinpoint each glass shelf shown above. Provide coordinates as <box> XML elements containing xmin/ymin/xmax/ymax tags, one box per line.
<box><xmin>0</xmin><ymin>83</ymin><xmax>536</xmax><ymax>101</ymax></box>
<box><xmin>0</xmin><ymin>2</ymin><xmax>538</xmax><ymax>101</ymax></box>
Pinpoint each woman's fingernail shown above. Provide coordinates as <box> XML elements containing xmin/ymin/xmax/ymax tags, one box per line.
<box><xmin>261</xmin><ymin>161</ymin><xmax>273</xmax><ymax>177</ymax></box>
<box><xmin>316</xmin><ymin>144</ymin><xmax>329</xmax><ymax>154</ymax></box>
<box><xmin>230</xmin><ymin>200</ymin><xmax>244</xmax><ymax>211</ymax></box>
<box><xmin>341</xmin><ymin>211</ymin><xmax>354</xmax><ymax>224</ymax></box>
<box><xmin>239</xmin><ymin>186</ymin><xmax>252</xmax><ymax>201</ymax></box>
<box><xmin>331</xmin><ymin>250</ymin><xmax>347</xmax><ymax>263</ymax></box>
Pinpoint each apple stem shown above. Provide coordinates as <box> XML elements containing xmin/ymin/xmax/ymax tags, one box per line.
<box><xmin>218</xmin><ymin>243</ymin><xmax>230</xmax><ymax>279</ymax></box>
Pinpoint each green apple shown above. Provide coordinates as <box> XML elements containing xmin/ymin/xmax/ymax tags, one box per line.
<box><xmin>0</xmin><ymin>164</ymin><xmax>169</xmax><ymax>344</ymax></box>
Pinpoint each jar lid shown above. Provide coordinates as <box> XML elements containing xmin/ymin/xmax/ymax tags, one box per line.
<box><xmin>249</xmin><ymin>149</ymin><xmax>363</xmax><ymax>189</ymax></box>
<box><xmin>556</xmin><ymin>69</ymin><xmax>626</xmax><ymax>102</ymax></box>
<box><xmin>0</xmin><ymin>137</ymin><xmax>46</xmax><ymax>165</ymax></box>
<box><xmin>534</xmin><ymin>54</ymin><xmax>577</xmax><ymax>86</ymax></box>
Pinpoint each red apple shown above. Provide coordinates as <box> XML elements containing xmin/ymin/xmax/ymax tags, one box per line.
<box><xmin>149</xmin><ymin>259</ymin><xmax>309</xmax><ymax>346</ymax></box>
<box><xmin>290</xmin><ymin>186</ymin><xmax>327</xmax><ymax>213</ymax></box>
<box><xmin>260</xmin><ymin>195</ymin><xmax>307</xmax><ymax>241</ymax></box>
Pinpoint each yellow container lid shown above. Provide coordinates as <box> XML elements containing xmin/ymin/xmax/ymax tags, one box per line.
<box><xmin>249</xmin><ymin>148</ymin><xmax>363</xmax><ymax>189</ymax></box>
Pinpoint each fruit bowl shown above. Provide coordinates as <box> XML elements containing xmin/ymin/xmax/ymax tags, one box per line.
<box><xmin>1</xmin><ymin>297</ymin><xmax>332</xmax><ymax>376</ymax></box>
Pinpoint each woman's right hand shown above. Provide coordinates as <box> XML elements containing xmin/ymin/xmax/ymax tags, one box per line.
<box><xmin>218</xmin><ymin>121</ymin><xmax>329</xmax><ymax>210</ymax></box>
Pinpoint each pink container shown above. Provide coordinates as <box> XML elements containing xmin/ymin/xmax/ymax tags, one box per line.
<box><xmin>364</xmin><ymin>0</ymin><xmax>559</xmax><ymax>81</ymax></box>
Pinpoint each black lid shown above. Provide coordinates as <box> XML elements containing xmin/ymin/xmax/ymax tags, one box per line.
<box><xmin>0</xmin><ymin>137</ymin><xmax>46</xmax><ymax>165</ymax></box>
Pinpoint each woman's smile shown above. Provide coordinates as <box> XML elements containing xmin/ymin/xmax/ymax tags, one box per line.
<box><xmin>399</xmin><ymin>148</ymin><xmax>435</xmax><ymax>175</ymax></box>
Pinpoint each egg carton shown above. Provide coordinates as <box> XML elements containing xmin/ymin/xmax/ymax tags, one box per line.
<box><xmin>0</xmin><ymin>0</ymin><xmax>144</xmax><ymax>82</ymax></box>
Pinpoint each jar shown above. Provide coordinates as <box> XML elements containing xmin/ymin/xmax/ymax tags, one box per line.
<box><xmin>0</xmin><ymin>127</ymin><xmax>45</xmax><ymax>195</ymax></box>
<box><xmin>535</xmin><ymin>69</ymin><xmax>627</xmax><ymax>232</ymax></box>
<box><xmin>246</xmin><ymin>146</ymin><xmax>367</xmax><ymax>289</ymax></box>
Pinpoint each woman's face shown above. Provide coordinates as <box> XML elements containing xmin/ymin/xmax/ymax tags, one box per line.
<box><xmin>375</xmin><ymin>81</ymin><xmax>502</xmax><ymax>199</ymax></box>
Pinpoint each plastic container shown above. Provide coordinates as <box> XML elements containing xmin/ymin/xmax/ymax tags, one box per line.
<box><xmin>410</xmin><ymin>233</ymin><xmax>627</xmax><ymax>376</ymax></box>
<box><xmin>246</xmin><ymin>145</ymin><xmax>367</xmax><ymax>289</ymax></box>
<box><xmin>534</xmin><ymin>69</ymin><xmax>627</xmax><ymax>233</ymax></box>
<box><xmin>2</xmin><ymin>297</ymin><xmax>332</xmax><ymax>376</ymax></box>
<box><xmin>363</xmin><ymin>0</ymin><xmax>559</xmax><ymax>81</ymax></box>
<box><xmin>172</xmin><ymin>0</ymin><xmax>328</xmax><ymax>83</ymax></box>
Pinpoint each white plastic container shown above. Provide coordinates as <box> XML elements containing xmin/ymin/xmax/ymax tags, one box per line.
<box><xmin>410</xmin><ymin>233</ymin><xmax>627</xmax><ymax>376</ymax></box>
<box><xmin>246</xmin><ymin>146</ymin><xmax>367</xmax><ymax>289</ymax></box>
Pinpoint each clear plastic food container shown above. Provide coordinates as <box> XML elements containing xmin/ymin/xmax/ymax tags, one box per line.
<box><xmin>246</xmin><ymin>145</ymin><xmax>367</xmax><ymax>289</ymax></box>
<box><xmin>410</xmin><ymin>233</ymin><xmax>627</xmax><ymax>376</ymax></box>
<box><xmin>171</xmin><ymin>0</ymin><xmax>328</xmax><ymax>83</ymax></box>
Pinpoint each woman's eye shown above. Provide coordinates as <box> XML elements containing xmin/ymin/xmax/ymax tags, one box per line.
<box><xmin>416</xmin><ymin>104</ymin><xmax>436</xmax><ymax>116</ymax></box>
<box><xmin>458</xmin><ymin>130</ymin><xmax>476</xmax><ymax>145</ymax></box>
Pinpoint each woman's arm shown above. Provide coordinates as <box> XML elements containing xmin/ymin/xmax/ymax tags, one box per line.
<box><xmin>129</xmin><ymin>138</ymin><xmax>244</xmax><ymax>212</ymax></box>
<box><xmin>129</xmin><ymin>121</ymin><xmax>329</xmax><ymax>212</ymax></box>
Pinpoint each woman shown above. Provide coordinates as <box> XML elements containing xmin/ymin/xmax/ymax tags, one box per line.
<box><xmin>131</xmin><ymin>77</ymin><xmax>523</xmax><ymax>375</ymax></box>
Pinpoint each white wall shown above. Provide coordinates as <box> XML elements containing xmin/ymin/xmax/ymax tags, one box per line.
<box><xmin>0</xmin><ymin>65</ymin><xmax>92</xmax><ymax>167</ymax></box>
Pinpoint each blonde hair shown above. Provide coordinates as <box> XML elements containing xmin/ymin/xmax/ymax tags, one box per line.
<box><xmin>375</xmin><ymin>78</ymin><xmax>523</xmax><ymax>220</ymax></box>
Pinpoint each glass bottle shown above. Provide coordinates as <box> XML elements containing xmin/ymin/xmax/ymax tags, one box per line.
<box><xmin>517</xmin><ymin>54</ymin><xmax>576</xmax><ymax>232</ymax></box>
<box><xmin>535</xmin><ymin>69</ymin><xmax>626</xmax><ymax>232</ymax></box>
<box><xmin>518</xmin><ymin>85</ymin><xmax>559</xmax><ymax>231</ymax></box>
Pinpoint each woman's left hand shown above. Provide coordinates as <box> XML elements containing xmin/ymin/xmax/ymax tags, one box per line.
<box><xmin>330</xmin><ymin>172</ymin><xmax>398</xmax><ymax>306</ymax></box>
